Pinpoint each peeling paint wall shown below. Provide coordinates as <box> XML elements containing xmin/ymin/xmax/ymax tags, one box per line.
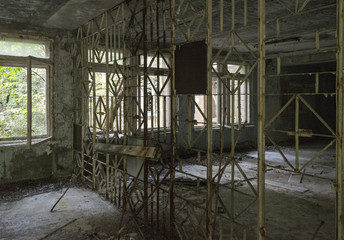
<box><xmin>0</xmin><ymin>24</ymin><xmax>74</xmax><ymax>183</ymax></box>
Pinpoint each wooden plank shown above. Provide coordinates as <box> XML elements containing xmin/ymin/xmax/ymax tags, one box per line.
<box><xmin>94</xmin><ymin>143</ymin><xmax>159</xmax><ymax>160</ymax></box>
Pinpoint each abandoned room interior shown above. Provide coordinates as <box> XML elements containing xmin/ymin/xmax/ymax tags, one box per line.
<box><xmin>0</xmin><ymin>0</ymin><xmax>344</xmax><ymax>239</ymax></box>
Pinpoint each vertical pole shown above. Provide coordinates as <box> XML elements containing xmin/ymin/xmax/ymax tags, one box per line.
<box><xmin>170</xmin><ymin>0</ymin><xmax>176</xmax><ymax>238</ymax></box>
<box><xmin>230</xmin><ymin>70</ymin><xmax>235</xmax><ymax>240</ymax></box>
<box><xmin>336</xmin><ymin>0</ymin><xmax>344</xmax><ymax>239</ymax></box>
<box><xmin>295</xmin><ymin>95</ymin><xmax>299</xmax><ymax>171</ymax></box>
<box><xmin>206</xmin><ymin>0</ymin><xmax>213</xmax><ymax>239</ymax></box>
<box><xmin>80</xmin><ymin>28</ymin><xmax>85</xmax><ymax>180</ymax></box>
<box><xmin>188</xmin><ymin>95</ymin><xmax>192</xmax><ymax>147</ymax></box>
<box><xmin>143</xmin><ymin>0</ymin><xmax>149</xmax><ymax>226</ymax></box>
<box><xmin>244</xmin><ymin>0</ymin><xmax>247</xmax><ymax>27</ymax></box>
<box><xmin>220</xmin><ymin>0</ymin><xmax>223</xmax><ymax>32</ymax></box>
<box><xmin>315</xmin><ymin>73</ymin><xmax>319</xmax><ymax>94</ymax></box>
<box><xmin>105</xmin><ymin>12</ymin><xmax>110</xmax><ymax>199</ymax></box>
<box><xmin>258</xmin><ymin>0</ymin><xmax>266</xmax><ymax>239</ymax></box>
<box><xmin>27</xmin><ymin>56</ymin><xmax>32</xmax><ymax>149</ymax></box>
<box><xmin>91</xmin><ymin>23</ymin><xmax>97</xmax><ymax>190</ymax></box>
<box><xmin>230</xmin><ymin>1</ymin><xmax>236</xmax><ymax>238</ymax></box>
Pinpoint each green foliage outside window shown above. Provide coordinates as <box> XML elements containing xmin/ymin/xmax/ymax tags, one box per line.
<box><xmin>0</xmin><ymin>66</ymin><xmax>47</xmax><ymax>138</ymax></box>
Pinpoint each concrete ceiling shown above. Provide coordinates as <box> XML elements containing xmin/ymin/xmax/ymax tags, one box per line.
<box><xmin>0</xmin><ymin>0</ymin><xmax>337</xmax><ymax>57</ymax></box>
<box><xmin>0</xmin><ymin>0</ymin><xmax>122</xmax><ymax>30</ymax></box>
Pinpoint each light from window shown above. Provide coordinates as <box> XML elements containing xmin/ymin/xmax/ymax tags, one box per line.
<box><xmin>0</xmin><ymin>38</ymin><xmax>49</xmax><ymax>58</ymax></box>
<box><xmin>0</xmin><ymin>67</ymin><xmax>47</xmax><ymax>138</ymax></box>
<box><xmin>193</xmin><ymin>63</ymin><xmax>250</xmax><ymax>126</ymax></box>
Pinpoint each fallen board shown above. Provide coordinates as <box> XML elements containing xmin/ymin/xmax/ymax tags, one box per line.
<box><xmin>94</xmin><ymin>143</ymin><xmax>159</xmax><ymax>160</ymax></box>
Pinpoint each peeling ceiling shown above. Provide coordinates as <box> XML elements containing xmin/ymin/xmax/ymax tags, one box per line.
<box><xmin>0</xmin><ymin>0</ymin><xmax>123</xmax><ymax>30</ymax></box>
<box><xmin>0</xmin><ymin>0</ymin><xmax>338</xmax><ymax>56</ymax></box>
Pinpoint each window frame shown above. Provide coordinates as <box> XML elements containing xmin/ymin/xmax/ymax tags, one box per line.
<box><xmin>193</xmin><ymin>62</ymin><xmax>252</xmax><ymax>128</ymax></box>
<box><xmin>0</xmin><ymin>35</ymin><xmax>53</xmax><ymax>142</ymax></box>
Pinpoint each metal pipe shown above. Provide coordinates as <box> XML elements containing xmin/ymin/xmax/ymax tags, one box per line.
<box><xmin>295</xmin><ymin>95</ymin><xmax>300</xmax><ymax>171</ymax></box>
<box><xmin>105</xmin><ymin>12</ymin><xmax>110</xmax><ymax>199</ymax></box>
<box><xmin>206</xmin><ymin>0</ymin><xmax>213</xmax><ymax>239</ymax></box>
<box><xmin>220</xmin><ymin>0</ymin><xmax>223</xmax><ymax>31</ymax></box>
<box><xmin>170</xmin><ymin>0</ymin><xmax>176</xmax><ymax>238</ymax></box>
<box><xmin>27</xmin><ymin>56</ymin><xmax>32</xmax><ymax>149</ymax></box>
<box><xmin>91</xmin><ymin>23</ymin><xmax>97</xmax><ymax>190</ymax></box>
<box><xmin>143</xmin><ymin>0</ymin><xmax>149</xmax><ymax>225</ymax></box>
<box><xmin>336</xmin><ymin>0</ymin><xmax>344</xmax><ymax>238</ymax></box>
<box><xmin>258</xmin><ymin>0</ymin><xmax>266</xmax><ymax>239</ymax></box>
<box><xmin>244</xmin><ymin>0</ymin><xmax>247</xmax><ymax>27</ymax></box>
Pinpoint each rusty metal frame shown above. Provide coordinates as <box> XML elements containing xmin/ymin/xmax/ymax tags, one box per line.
<box><xmin>71</xmin><ymin>0</ymin><xmax>341</xmax><ymax>239</ymax></box>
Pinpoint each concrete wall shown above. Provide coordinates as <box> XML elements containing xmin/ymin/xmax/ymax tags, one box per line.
<box><xmin>265</xmin><ymin>56</ymin><xmax>336</xmax><ymax>145</ymax></box>
<box><xmin>146</xmin><ymin>91</ymin><xmax>258</xmax><ymax>154</ymax></box>
<box><xmin>0</xmin><ymin>24</ymin><xmax>74</xmax><ymax>183</ymax></box>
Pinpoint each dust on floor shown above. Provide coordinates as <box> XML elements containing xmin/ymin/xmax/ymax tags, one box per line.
<box><xmin>0</xmin><ymin>186</ymin><xmax>139</xmax><ymax>240</ymax></box>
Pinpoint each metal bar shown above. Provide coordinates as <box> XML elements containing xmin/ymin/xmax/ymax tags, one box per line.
<box><xmin>315</xmin><ymin>73</ymin><xmax>319</xmax><ymax>94</ymax></box>
<box><xmin>170</xmin><ymin>0</ymin><xmax>176</xmax><ymax>238</ymax></box>
<box><xmin>244</xmin><ymin>0</ymin><xmax>247</xmax><ymax>27</ymax></box>
<box><xmin>206</xmin><ymin>0</ymin><xmax>213</xmax><ymax>239</ymax></box>
<box><xmin>276</xmin><ymin>18</ymin><xmax>280</xmax><ymax>38</ymax></box>
<box><xmin>265</xmin><ymin>95</ymin><xmax>295</xmax><ymax>129</ymax></box>
<box><xmin>188</xmin><ymin>95</ymin><xmax>192</xmax><ymax>146</ymax></box>
<box><xmin>295</xmin><ymin>95</ymin><xmax>300</xmax><ymax>171</ymax></box>
<box><xmin>258</xmin><ymin>0</ymin><xmax>266</xmax><ymax>239</ymax></box>
<box><xmin>315</xmin><ymin>30</ymin><xmax>320</xmax><ymax>51</ymax></box>
<box><xmin>265</xmin><ymin>132</ymin><xmax>296</xmax><ymax>170</ymax></box>
<box><xmin>230</xmin><ymin>31</ymin><xmax>236</xmax><ymax>240</ymax></box>
<box><xmin>267</xmin><ymin>71</ymin><xmax>335</xmax><ymax>77</ymax></box>
<box><xmin>298</xmin><ymin>0</ymin><xmax>311</xmax><ymax>13</ymax></box>
<box><xmin>220</xmin><ymin>0</ymin><xmax>223</xmax><ymax>31</ymax></box>
<box><xmin>105</xmin><ymin>12</ymin><xmax>110</xmax><ymax>199</ymax></box>
<box><xmin>336</xmin><ymin>0</ymin><xmax>344</xmax><ymax>238</ymax></box>
<box><xmin>91</xmin><ymin>25</ymin><xmax>97</xmax><ymax>190</ymax></box>
<box><xmin>299</xmin><ymin>95</ymin><xmax>336</xmax><ymax>136</ymax></box>
<box><xmin>27</xmin><ymin>56</ymin><xmax>32</xmax><ymax>149</ymax></box>
<box><xmin>277</xmin><ymin>57</ymin><xmax>281</xmax><ymax>75</ymax></box>
<box><xmin>143</xmin><ymin>0</ymin><xmax>149</xmax><ymax>226</ymax></box>
<box><xmin>300</xmin><ymin>139</ymin><xmax>336</xmax><ymax>171</ymax></box>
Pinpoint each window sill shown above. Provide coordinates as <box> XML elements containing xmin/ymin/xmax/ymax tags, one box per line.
<box><xmin>0</xmin><ymin>136</ymin><xmax>52</xmax><ymax>148</ymax></box>
<box><xmin>194</xmin><ymin>124</ymin><xmax>255</xmax><ymax>131</ymax></box>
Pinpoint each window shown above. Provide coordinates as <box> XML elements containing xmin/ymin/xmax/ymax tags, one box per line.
<box><xmin>194</xmin><ymin>63</ymin><xmax>251</xmax><ymax>127</ymax></box>
<box><xmin>87</xmin><ymin>51</ymin><xmax>171</xmax><ymax>134</ymax></box>
<box><xmin>139</xmin><ymin>53</ymin><xmax>171</xmax><ymax>131</ymax></box>
<box><xmin>0</xmin><ymin>37</ymin><xmax>51</xmax><ymax>139</ymax></box>
<box><xmin>88</xmin><ymin>71</ymin><xmax>124</xmax><ymax>132</ymax></box>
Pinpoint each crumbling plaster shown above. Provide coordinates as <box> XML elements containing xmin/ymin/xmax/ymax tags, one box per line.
<box><xmin>0</xmin><ymin>24</ymin><xmax>75</xmax><ymax>183</ymax></box>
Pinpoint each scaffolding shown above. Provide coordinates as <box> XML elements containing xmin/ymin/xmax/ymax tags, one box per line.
<box><xmin>72</xmin><ymin>0</ymin><xmax>343</xmax><ymax>239</ymax></box>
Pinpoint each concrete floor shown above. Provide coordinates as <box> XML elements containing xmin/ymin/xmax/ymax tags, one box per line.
<box><xmin>172</xmin><ymin>140</ymin><xmax>336</xmax><ymax>239</ymax></box>
<box><xmin>0</xmin><ymin>140</ymin><xmax>336</xmax><ymax>240</ymax></box>
<box><xmin>0</xmin><ymin>186</ymin><xmax>138</xmax><ymax>240</ymax></box>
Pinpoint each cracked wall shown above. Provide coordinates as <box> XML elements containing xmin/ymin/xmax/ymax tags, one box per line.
<box><xmin>0</xmin><ymin>24</ymin><xmax>74</xmax><ymax>183</ymax></box>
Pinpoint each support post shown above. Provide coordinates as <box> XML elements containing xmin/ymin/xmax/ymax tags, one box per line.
<box><xmin>206</xmin><ymin>0</ymin><xmax>213</xmax><ymax>239</ymax></box>
<box><xmin>295</xmin><ymin>95</ymin><xmax>299</xmax><ymax>171</ymax></box>
<box><xmin>143</xmin><ymin>0</ymin><xmax>149</xmax><ymax>225</ymax></box>
<box><xmin>27</xmin><ymin>56</ymin><xmax>32</xmax><ymax>149</ymax></box>
<box><xmin>105</xmin><ymin>12</ymin><xmax>110</xmax><ymax>199</ymax></box>
<box><xmin>258</xmin><ymin>0</ymin><xmax>266</xmax><ymax>239</ymax></box>
<box><xmin>336</xmin><ymin>0</ymin><xmax>344</xmax><ymax>238</ymax></box>
<box><xmin>170</xmin><ymin>0</ymin><xmax>176</xmax><ymax>238</ymax></box>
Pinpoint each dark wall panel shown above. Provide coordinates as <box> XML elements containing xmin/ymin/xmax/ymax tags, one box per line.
<box><xmin>175</xmin><ymin>41</ymin><xmax>207</xmax><ymax>94</ymax></box>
